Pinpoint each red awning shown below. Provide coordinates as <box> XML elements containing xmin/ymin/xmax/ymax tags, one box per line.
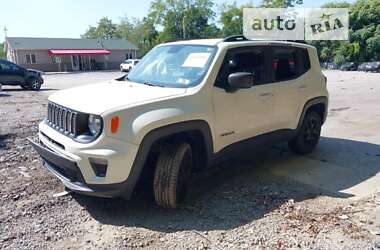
<box><xmin>48</xmin><ymin>49</ymin><xmax>111</xmax><ymax>56</ymax></box>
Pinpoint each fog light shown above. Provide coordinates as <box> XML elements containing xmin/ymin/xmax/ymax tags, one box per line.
<box><xmin>89</xmin><ymin>158</ymin><xmax>108</xmax><ymax>177</ymax></box>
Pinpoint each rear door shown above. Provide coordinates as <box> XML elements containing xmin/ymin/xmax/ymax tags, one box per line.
<box><xmin>268</xmin><ymin>46</ymin><xmax>312</xmax><ymax>130</ymax></box>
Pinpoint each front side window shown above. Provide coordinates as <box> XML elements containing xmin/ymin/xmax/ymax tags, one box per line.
<box><xmin>215</xmin><ymin>47</ymin><xmax>266</xmax><ymax>88</ymax></box>
<box><xmin>0</xmin><ymin>62</ymin><xmax>11</xmax><ymax>71</ymax></box>
<box><xmin>0</xmin><ymin>61</ymin><xmax>19</xmax><ymax>71</ymax></box>
<box><xmin>127</xmin><ymin>44</ymin><xmax>217</xmax><ymax>88</ymax></box>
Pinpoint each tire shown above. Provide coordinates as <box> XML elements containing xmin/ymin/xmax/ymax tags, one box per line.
<box><xmin>28</xmin><ymin>78</ymin><xmax>41</xmax><ymax>91</ymax></box>
<box><xmin>289</xmin><ymin>111</ymin><xmax>322</xmax><ymax>155</ymax></box>
<box><xmin>153</xmin><ymin>142</ymin><xmax>193</xmax><ymax>208</ymax></box>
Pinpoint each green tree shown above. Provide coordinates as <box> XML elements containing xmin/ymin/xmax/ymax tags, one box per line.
<box><xmin>261</xmin><ymin>0</ymin><xmax>303</xmax><ymax>8</ymax></box>
<box><xmin>82</xmin><ymin>17</ymin><xmax>118</xmax><ymax>39</ymax></box>
<box><xmin>0</xmin><ymin>43</ymin><xmax>5</xmax><ymax>59</ymax></box>
<box><xmin>149</xmin><ymin>0</ymin><xmax>217</xmax><ymax>42</ymax></box>
<box><xmin>219</xmin><ymin>2</ymin><xmax>244</xmax><ymax>37</ymax></box>
<box><xmin>349</xmin><ymin>0</ymin><xmax>380</xmax><ymax>61</ymax></box>
<box><xmin>311</xmin><ymin>0</ymin><xmax>380</xmax><ymax>64</ymax></box>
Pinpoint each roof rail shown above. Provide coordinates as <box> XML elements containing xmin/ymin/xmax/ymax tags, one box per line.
<box><xmin>222</xmin><ymin>35</ymin><xmax>248</xmax><ymax>42</ymax></box>
<box><xmin>286</xmin><ymin>40</ymin><xmax>308</xmax><ymax>44</ymax></box>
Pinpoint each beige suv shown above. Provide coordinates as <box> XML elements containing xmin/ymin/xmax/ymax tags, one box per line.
<box><xmin>31</xmin><ymin>36</ymin><xmax>328</xmax><ymax>208</ymax></box>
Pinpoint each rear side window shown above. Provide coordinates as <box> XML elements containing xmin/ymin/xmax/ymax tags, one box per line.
<box><xmin>272</xmin><ymin>47</ymin><xmax>311</xmax><ymax>82</ymax></box>
<box><xmin>215</xmin><ymin>48</ymin><xmax>266</xmax><ymax>88</ymax></box>
<box><xmin>272</xmin><ymin>48</ymin><xmax>297</xmax><ymax>81</ymax></box>
<box><xmin>299</xmin><ymin>48</ymin><xmax>311</xmax><ymax>74</ymax></box>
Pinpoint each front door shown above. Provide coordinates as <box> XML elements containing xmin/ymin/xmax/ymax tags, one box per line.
<box><xmin>0</xmin><ymin>61</ymin><xmax>24</xmax><ymax>84</ymax></box>
<box><xmin>212</xmin><ymin>46</ymin><xmax>276</xmax><ymax>152</ymax></box>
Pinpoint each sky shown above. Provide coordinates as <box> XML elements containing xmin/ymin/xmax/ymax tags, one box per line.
<box><xmin>0</xmin><ymin>0</ymin><xmax>355</xmax><ymax>41</ymax></box>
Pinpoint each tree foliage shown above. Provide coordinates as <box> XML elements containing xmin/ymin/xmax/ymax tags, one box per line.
<box><xmin>81</xmin><ymin>0</ymin><xmax>379</xmax><ymax>62</ymax></box>
<box><xmin>311</xmin><ymin>0</ymin><xmax>380</xmax><ymax>64</ymax></box>
<box><xmin>0</xmin><ymin>43</ymin><xmax>5</xmax><ymax>59</ymax></box>
<box><xmin>149</xmin><ymin>0</ymin><xmax>218</xmax><ymax>41</ymax></box>
<box><xmin>219</xmin><ymin>2</ymin><xmax>244</xmax><ymax>37</ymax></box>
<box><xmin>82</xmin><ymin>17</ymin><xmax>118</xmax><ymax>39</ymax></box>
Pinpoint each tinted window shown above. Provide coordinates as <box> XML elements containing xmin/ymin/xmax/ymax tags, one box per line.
<box><xmin>0</xmin><ymin>62</ymin><xmax>11</xmax><ymax>71</ymax></box>
<box><xmin>215</xmin><ymin>48</ymin><xmax>266</xmax><ymax>88</ymax></box>
<box><xmin>273</xmin><ymin>48</ymin><xmax>297</xmax><ymax>81</ymax></box>
<box><xmin>272</xmin><ymin>47</ymin><xmax>310</xmax><ymax>82</ymax></box>
<box><xmin>0</xmin><ymin>61</ymin><xmax>18</xmax><ymax>71</ymax></box>
<box><xmin>300</xmin><ymin>48</ymin><xmax>310</xmax><ymax>74</ymax></box>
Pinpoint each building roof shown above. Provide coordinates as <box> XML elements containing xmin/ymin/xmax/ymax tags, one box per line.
<box><xmin>5</xmin><ymin>37</ymin><xmax>138</xmax><ymax>50</ymax></box>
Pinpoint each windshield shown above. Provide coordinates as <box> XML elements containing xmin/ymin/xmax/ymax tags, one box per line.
<box><xmin>127</xmin><ymin>44</ymin><xmax>217</xmax><ymax>88</ymax></box>
<box><xmin>124</xmin><ymin>60</ymin><xmax>132</xmax><ymax>64</ymax></box>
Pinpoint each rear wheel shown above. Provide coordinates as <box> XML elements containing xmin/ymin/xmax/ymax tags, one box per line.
<box><xmin>153</xmin><ymin>142</ymin><xmax>193</xmax><ymax>208</ymax></box>
<box><xmin>289</xmin><ymin>111</ymin><xmax>322</xmax><ymax>155</ymax></box>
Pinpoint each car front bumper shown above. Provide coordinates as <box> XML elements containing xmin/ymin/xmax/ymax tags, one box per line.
<box><xmin>30</xmin><ymin>122</ymin><xmax>140</xmax><ymax>198</ymax></box>
<box><xmin>30</xmin><ymin>138</ymin><xmax>141</xmax><ymax>198</ymax></box>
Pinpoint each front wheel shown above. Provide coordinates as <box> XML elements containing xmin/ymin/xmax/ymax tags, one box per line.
<box><xmin>153</xmin><ymin>142</ymin><xmax>193</xmax><ymax>208</ymax></box>
<box><xmin>28</xmin><ymin>78</ymin><xmax>41</xmax><ymax>91</ymax></box>
<box><xmin>289</xmin><ymin>111</ymin><xmax>322</xmax><ymax>155</ymax></box>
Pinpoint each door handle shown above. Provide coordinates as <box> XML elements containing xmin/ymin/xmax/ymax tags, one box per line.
<box><xmin>298</xmin><ymin>85</ymin><xmax>308</xmax><ymax>91</ymax></box>
<box><xmin>259</xmin><ymin>92</ymin><xmax>273</xmax><ymax>97</ymax></box>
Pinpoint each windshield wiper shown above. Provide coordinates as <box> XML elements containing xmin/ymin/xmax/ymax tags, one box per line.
<box><xmin>142</xmin><ymin>81</ymin><xmax>165</xmax><ymax>87</ymax></box>
<box><xmin>125</xmin><ymin>77</ymin><xmax>165</xmax><ymax>87</ymax></box>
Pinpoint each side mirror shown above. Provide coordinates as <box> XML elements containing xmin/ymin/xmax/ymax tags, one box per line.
<box><xmin>228</xmin><ymin>72</ymin><xmax>254</xmax><ymax>90</ymax></box>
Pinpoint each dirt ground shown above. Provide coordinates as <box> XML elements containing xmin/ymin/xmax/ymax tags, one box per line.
<box><xmin>0</xmin><ymin>71</ymin><xmax>379</xmax><ymax>249</ymax></box>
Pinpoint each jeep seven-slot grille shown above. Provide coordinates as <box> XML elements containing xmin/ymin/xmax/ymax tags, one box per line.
<box><xmin>46</xmin><ymin>102</ymin><xmax>87</xmax><ymax>136</ymax></box>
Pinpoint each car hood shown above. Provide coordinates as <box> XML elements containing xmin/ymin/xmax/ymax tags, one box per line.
<box><xmin>27</xmin><ymin>69</ymin><xmax>43</xmax><ymax>75</ymax></box>
<box><xmin>48</xmin><ymin>80</ymin><xmax>187</xmax><ymax>115</ymax></box>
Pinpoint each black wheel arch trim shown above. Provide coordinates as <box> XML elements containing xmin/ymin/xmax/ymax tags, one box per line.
<box><xmin>94</xmin><ymin>120</ymin><xmax>214</xmax><ymax>199</ymax></box>
<box><xmin>297</xmin><ymin>96</ymin><xmax>328</xmax><ymax>130</ymax></box>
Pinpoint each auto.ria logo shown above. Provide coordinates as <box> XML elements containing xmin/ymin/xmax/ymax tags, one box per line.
<box><xmin>243</xmin><ymin>8</ymin><xmax>348</xmax><ymax>41</ymax></box>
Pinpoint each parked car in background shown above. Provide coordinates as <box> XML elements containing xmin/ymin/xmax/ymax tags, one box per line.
<box><xmin>358</xmin><ymin>62</ymin><xmax>380</xmax><ymax>72</ymax></box>
<box><xmin>340</xmin><ymin>62</ymin><xmax>358</xmax><ymax>71</ymax></box>
<box><xmin>120</xmin><ymin>59</ymin><xmax>140</xmax><ymax>72</ymax></box>
<box><xmin>365</xmin><ymin>62</ymin><xmax>380</xmax><ymax>72</ymax></box>
<box><xmin>321</xmin><ymin>62</ymin><xmax>338</xmax><ymax>70</ymax></box>
<box><xmin>0</xmin><ymin>59</ymin><xmax>44</xmax><ymax>91</ymax></box>
<box><xmin>358</xmin><ymin>62</ymin><xmax>368</xmax><ymax>71</ymax></box>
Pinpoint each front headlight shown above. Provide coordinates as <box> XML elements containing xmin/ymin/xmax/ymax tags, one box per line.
<box><xmin>88</xmin><ymin>114</ymin><xmax>103</xmax><ymax>137</ymax></box>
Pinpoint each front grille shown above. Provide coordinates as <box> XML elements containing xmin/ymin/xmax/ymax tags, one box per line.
<box><xmin>46</xmin><ymin>102</ymin><xmax>88</xmax><ymax>136</ymax></box>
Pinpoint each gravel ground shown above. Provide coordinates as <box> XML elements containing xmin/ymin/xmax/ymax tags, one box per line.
<box><xmin>0</xmin><ymin>71</ymin><xmax>380</xmax><ymax>249</ymax></box>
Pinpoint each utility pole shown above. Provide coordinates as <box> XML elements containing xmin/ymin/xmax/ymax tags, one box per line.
<box><xmin>4</xmin><ymin>26</ymin><xmax>7</xmax><ymax>38</ymax></box>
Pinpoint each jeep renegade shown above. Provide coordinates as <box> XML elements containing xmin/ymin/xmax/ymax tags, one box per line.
<box><xmin>30</xmin><ymin>36</ymin><xmax>328</xmax><ymax>208</ymax></box>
